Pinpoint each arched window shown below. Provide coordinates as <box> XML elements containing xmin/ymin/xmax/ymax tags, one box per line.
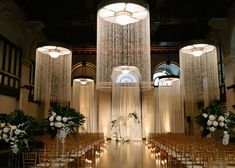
<box><xmin>112</xmin><ymin>66</ymin><xmax>140</xmax><ymax>84</ymax></box>
<box><xmin>153</xmin><ymin>62</ymin><xmax>180</xmax><ymax>86</ymax></box>
<box><xmin>116</xmin><ymin>73</ymin><xmax>138</xmax><ymax>83</ymax></box>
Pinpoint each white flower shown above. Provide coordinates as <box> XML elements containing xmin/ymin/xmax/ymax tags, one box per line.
<box><xmin>209</xmin><ymin>127</ymin><xmax>216</xmax><ymax>132</ymax></box>
<box><xmin>1</xmin><ymin>123</ymin><xmax>5</xmax><ymax>127</ymax></box>
<box><xmin>209</xmin><ymin>115</ymin><xmax>216</xmax><ymax>121</ymax></box>
<box><xmin>49</xmin><ymin>116</ymin><xmax>54</xmax><ymax>122</ymax></box>
<box><xmin>225</xmin><ymin>124</ymin><xmax>228</xmax><ymax>129</ymax></box>
<box><xmin>11</xmin><ymin>125</ymin><xmax>17</xmax><ymax>130</ymax></box>
<box><xmin>52</xmin><ymin>111</ymin><xmax>56</xmax><ymax>116</ymax></box>
<box><xmin>3</xmin><ymin>133</ymin><xmax>8</xmax><ymax>139</ymax></box>
<box><xmin>219</xmin><ymin>122</ymin><xmax>225</xmax><ymax>127</ymax></box>
<box><xmin>218</xmin><ymin>116</ymin><xmax>225</xmax><ymax>122</ymax></box>
<box><xmin>62</xmin><ymin>117</ymin><xmax>68</xmax><ymax>122</ymax></box>
<box><xmin>50</xmin><ymin>122</ymin><xmax>54</xmax><ymax>126</ymax></box>
<box><xmin>56</xmin><ymin>116</ymin><xmax>62</xmax><ymax>121</ymax></box>
<box><xmin>15</xmin><ymin>129</ymin><xmax>21</xmax><ymax>135</ymax></box>
<box><xmin>223</xmin><ymin>134</ymin><xmax>230</xmax><ymax>140</ymax></box>
<box><xmin>207</xmin><ymin>120</ymin><xmax>212</xmax><ymax>126</ymax></box>
<box><xmin>224</xmin><ymin>131</ymin><xmax>228</xmax><ymax>134</ymax></box>
<box><xmin>10</xmin><ymin>136</ymin><xmax>16</xmax><ymax>141</ymax></box>
<box><xmin>202</xmin><ymin>113</ymin><xmax>208</xmax><ymax>118</ymax></box>
<box><xmin>222</xmin><ymin>139</ymin><xmax>229</xmax><ymax>145</ymax></box>
<box><xmin>3</xmin><ymin>127</ymin><xmax>9</xmax><ymax>133</ymax></box>
<box><xmin>55</xmin><ymin>122</ymin><xmax>64</xmax><ymax>128</ymax></box>
<box><xmin>212</xmin><ymin>121</ymin><xmax>218</xmax><ymax>127</ymax></box>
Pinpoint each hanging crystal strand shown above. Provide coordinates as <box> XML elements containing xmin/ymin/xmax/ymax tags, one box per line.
<box><xmin>180</xmin><ymin>44</ymin><xmax>219</xmax><ymax>106</ymax></box>
<box><xmin>96</xmin><ymin>2</ymin><xmax>151</xmax><ymax>89</ymax></box>
<box><xmin>34</xmin><ymin>46</ymin><xmax>71</xmax><ymax>102</ymax></box>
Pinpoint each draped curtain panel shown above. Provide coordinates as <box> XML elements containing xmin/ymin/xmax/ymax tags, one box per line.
<box><xmin>111</xmin><ymin>84</ymin><xmax>142</xmax><ymax>140</ymax></box>
<box><xmin>155</xmin><ymin>81</ymin><xmax>184</xmax><ymax>133</ymax></box>
<box><xmin>72</xmin><ymin>80</ymin><xmax>97</xmax><ymax>132</ymax></box>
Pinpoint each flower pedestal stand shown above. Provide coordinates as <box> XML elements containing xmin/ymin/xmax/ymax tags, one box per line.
<box><xmin>211</xmin><ymin>130</ymin><xmax>223</xmax><ymax>144</ymax></box>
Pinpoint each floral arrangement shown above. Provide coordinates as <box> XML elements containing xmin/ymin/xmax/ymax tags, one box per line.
<box><xmin>128</xmin><ymin>112</ymin><xmax>140</xmax><ymax>124</ymax></box>
<box><xmin>111</xmin><ymin>119</ymin><xmax>119</xmax><ymax>140</ymax></box>
<box><xmin>195</xmin><ymin>101</ymin><xmax>235</xmax><ymax>145</ymax></box>
<box><xmin>0</xmin><ymin>110</ymin><xmax>36</xmax><ymax>153</ymax></box>
<box><xmin>48</xmin><ymin>105</ymin><xmax>85</xmax><ymax>140</ymax></box>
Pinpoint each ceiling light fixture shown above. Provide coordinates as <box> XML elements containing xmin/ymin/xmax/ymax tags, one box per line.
<box><xmin>180</xmin><ymin>44</ymin><xmax>214</xmax><ymax>57</ymax></box>
<box><xmin>34</xmin><ymin>45</ymin><xmax>72</xmax><ymax>101</ymax></box>
<box><xmin>191</xmin><ymin>48</ymin><xmax>203</xmax><ymax>57</ymax></box>
<box><xmin>49</xmin><ymin>51</ymin><xmax>61</xmax><ymax>58</ymax></box>
<box><xmin>80</xmin><ymin>79</ymin><xmax>88</xmax><ymax>85</ymax></box>
<box><xmin>73</xmin><ymin>78</ymin><xmax>93</xmax><ymax>85</ymax></box>
<box><xmin>97</xmin><ymin>1</ymin><xmax>151</xmax><ymax>89</ymax></box>
<box><xmin>158</xmin><ymin>75</ymin><xmax>179</xmax><ymax>86</ymax></box>
<box><xmin>37</xmin><ymin>46</ymin><xmax>71</xmax><ymax>59</ymax></box>
<box><xmin>98</xmin><ymin>2</ymin><xmax>148</xmax><ymax>25</ymax></box>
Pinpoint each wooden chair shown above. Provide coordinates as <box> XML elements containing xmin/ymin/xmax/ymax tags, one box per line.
<box><xmin>23</xmin><ymin>152</ymin><xmax>37</xmax><ymax>168</ymax></box>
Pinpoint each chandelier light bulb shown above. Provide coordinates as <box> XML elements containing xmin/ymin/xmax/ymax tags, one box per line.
<box><xmin>98</xmin><ymin>3</ymin><xmax>148</xmax><ymax>26</ymax></box>
<box><xmin>115</xmin><ymin>11</ymin><xmax>132</xmax><ymax>25</ymax></box>
<box><xmin>49</xmin><ymin>51</ymin><xmax>61</xmax><ymax>58</ymax></box>
<box><xmin>191</xmin><ymin>50</ymin><xmax>203</xmax><ymax>57</ymax></box>
<box><xmin>80</xmin><ymin>79</ymin><xmax>88</xmax><ymax>85</ymax></box>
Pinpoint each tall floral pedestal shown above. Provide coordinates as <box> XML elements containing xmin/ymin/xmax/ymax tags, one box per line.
<box><xmin>211</xmin><ymin>130</ymin><xmax>223</xmax><ymax>144</ymax></box>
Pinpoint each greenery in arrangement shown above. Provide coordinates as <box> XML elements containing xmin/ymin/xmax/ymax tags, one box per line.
<box><xmin>48</xmin><ymin>105</ymin><xmax>86</xmax><ymax>139</ymax></box>
<box><xmin>128</xmin><ymin>112</ymin><xmax>140</xmax><ymax>124</ymax></box>
<box><xmin>0</xmin><ymin>110</ymin><xmax>37</xmax><ymax>153</ymax></box>
<box><xmin>195</xmin><ymin>101</ymin><xmax>235</xmax><ymax>145</ymax></box>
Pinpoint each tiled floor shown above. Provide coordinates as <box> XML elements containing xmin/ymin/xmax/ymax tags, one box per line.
<box><xmin>89</xmin><ymin>140</ymin><xmax>160</xmax><ymax>168</ymax></box>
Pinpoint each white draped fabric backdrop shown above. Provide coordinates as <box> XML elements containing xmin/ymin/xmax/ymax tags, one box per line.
<box><xmin>111</xmin><ymin>84</ymin><xmax>142</xmax><ymax>140</ymax></box>
<box><xmin>155</xmin><ymin>81</ymin><xmax>184</xmax><ymax>133</ymax></box>
<box><xmin>72</xmin><ymin>80</ymin><xmax>97</xmax><ymax>133</ymax></box>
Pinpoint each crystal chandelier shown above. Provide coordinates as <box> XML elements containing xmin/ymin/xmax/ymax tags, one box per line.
<box><xmin>73</xmin><ymin>60</ymin><xmax>91</xmax><ymax>86</ymax></box>
<box><xmin>180</xmin><ymin>43</ymin><xmax>219</xmax><ymax>106</ymax></box>
<box><xmin>97</xmin><ymin>0</ymin><xmax>151</xmax><ymax>89</ymax></box>
<box><xmin>34</xmin><ymin>45</ymin><xmax>72</xmax><ymax>102</ymax></box>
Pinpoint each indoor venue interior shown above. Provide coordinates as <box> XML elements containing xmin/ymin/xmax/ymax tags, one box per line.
<box><xmin>0</xmin><ymin>0</ymin><xmax>235</xmax><ymax>167</ymax></box>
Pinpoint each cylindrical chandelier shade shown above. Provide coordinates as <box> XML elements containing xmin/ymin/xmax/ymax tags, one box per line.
<box><xmin>96</xmin><ymin>0</ymin><xmax>151</xmax><ymax>89</ymax></box>
<box><xmin>34</xmin><ymin>46</ymin><xmax>72</xmax><ymax>102</ymax></box>
<box><xmin>180</xmin><ymin>44</ymin><xmax>219</xmax><ymax>106</ymax></box>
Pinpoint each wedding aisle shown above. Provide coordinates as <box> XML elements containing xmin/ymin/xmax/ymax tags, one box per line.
<box><xmin>92</xmin><ymin>141</ymin><xmax>160</xmax><ymax>168</ymax></box>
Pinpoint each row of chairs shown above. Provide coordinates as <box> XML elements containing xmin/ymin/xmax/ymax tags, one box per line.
<box><xmin>148</xmin><ymin>133</ymin><xmax>235</xmax><ymax>168</ymax></box>
<box><xmin>23</xmin><ymin>133</ymin><xmax>105</xmax><ymax>168</ymax></box>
